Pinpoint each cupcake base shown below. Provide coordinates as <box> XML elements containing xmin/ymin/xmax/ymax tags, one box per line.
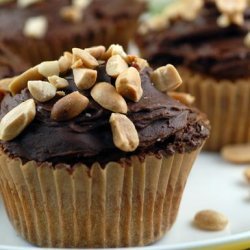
<box><xmin>2</xmin><ymin>16</ymin><xmax>140</xmax><ymax>69</ymax></box>
<box><xmin>177</xmin><ymin>67</ymin><xmax>250</xmax><ymax>151</ymax></box>
<box><xmin>0</xmin><ymin>147</ymin><xmax>201</xmax><ymax>248</ymax></box>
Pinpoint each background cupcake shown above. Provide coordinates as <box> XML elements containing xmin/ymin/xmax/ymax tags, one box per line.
<box><xmin>137</xmin><ymin>0</ymin><xmax>250</xmax><ymax>151</ymax></box>
<box><xmin>0</xmin><ymin>44</ymin><xmax>209</xmax><ymax>247</ymax></box>
<box><xmin>0</xmin><ymin>0</ymin><xmax>146</xmax><ymax>77</ymax></box>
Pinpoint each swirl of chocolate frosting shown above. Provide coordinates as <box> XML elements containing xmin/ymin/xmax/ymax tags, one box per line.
<box><xmin>0</xmin><ymin>64</ymin><xmax>209</xmax><ymax>166</ymax></box>
<box><xmin>137</xmin><ymin>1</ymin><xmax>250</xmax><ymax>80</ymax></box>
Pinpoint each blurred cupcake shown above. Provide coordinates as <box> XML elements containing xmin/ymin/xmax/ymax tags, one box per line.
<box><xmin>0</xmin><ymin>0</ymin><xmax>146</xmax><ymax>77</ymax></box>
<box><xmin>137</xmin><ymin>0</ymin><xmax>250</xmax><ymax>151</ymax></box>
<box><xmin>0</xmin><ymin>44</ymin><xmax>209</xmax><ymax>247</ymax></box>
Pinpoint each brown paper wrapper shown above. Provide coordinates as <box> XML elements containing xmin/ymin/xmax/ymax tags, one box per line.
<box><xmin>177</xmin><ymin>67</ymin><xmax>250</xmax><ymax>151</ymax></box>
<box><xmin>0</xmin><ymin>147</ymin><xmax>201</xmax><ymax>248</ymax></box>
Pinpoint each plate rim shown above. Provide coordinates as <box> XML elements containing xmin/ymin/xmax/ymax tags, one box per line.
<box><xmin>0</xmin><ymin>231</ymin><xmax>250</xmax><ymax>250</ymax></box>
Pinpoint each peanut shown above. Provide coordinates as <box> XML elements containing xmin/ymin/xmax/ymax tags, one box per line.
<box><xmin>151</xmin><ymin>64</ymin><xmax>182</xmax><ymax>92</ymax></box>
<box><xmin>51</xmin><ymin>91</ymin><xmax>89</xmax><ymax>121</ymax></box>
<box><xmin>48</xmin><ymin>75</ymin><xmax>69</xmax><ymax>89</ymax></box>
<box><xmin>9</xmin><ymin>66</ymin><xmax>43</xmax><ymax>95</ymax></box>
<box><xmin>106</xmin><ymin>55</ymin><xmax>128</xmax><ymax>77</ymax></box>
<box><xmin>58</xmin><ymin>52</ymin><xmax>73</xmax><ymax>73</ymax></box>
<box><xmin>72</xmin><ymin>48</ymin><xmax>99</xmax><ymax>69</ymax></box>
<box><xmin>194</xmin><ymin>210</ymin><xmax>228</xmax><ymax>231</ymax></box>
<box><xmin>91</xmin><ymin>82</ymin><xmax>127</xmax><ymax>114</ymax></box>
<box><xmin>109</xmin><ymin>113</ymin><xmax>139</xmax><ymax>152</ymax></box>
<box><xmin>38</xmin><ymin>60</ymin><xmax>60</xmax><ymax>77</ymax></box>
<box><xmin>221</xmin><ymin>144</ymin><xmax>250</xmax><ymax>164</ymax></box>
<box><xmin>28</xmin><ymin>80</ymin><xmax>57</xmax><ymax>102</ymax></box>
<box><xmin>0</xmin><ymin>99</ymin><xmax>36</xmax><ymax>141</ymax></box>
<box><xmin>85</xmin><ymin>45</ymin><xmax>106</xmax><ymax>59</ymax></box>
<box><xmin>73</xmin><ymin>68</ymin><xmax>97</xmax><ymax>90</ymax></box>
<box><xmin>168</xmin><ymin>92</ymin><xmax>195</xmax><ymax>106</ymax></box>
<box><xmin>115</xmin><ymin>67</ymin><xmax>143</xmax><ymax>102</ymax></box>
<box><xmin>23</xmin><ymin>16</ymin><xmax>48</xmax><ymax>39</ymax></box>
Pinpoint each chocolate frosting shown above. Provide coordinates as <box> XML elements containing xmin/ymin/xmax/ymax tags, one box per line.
<box><xmin>0</xmin><ymin>65</ymin><xmax>209</xmax><ymax>166</ymax></box>
<box><xmin>137</xmin><ymin>2</ymin><xmax>250</xmax><ymax>80</ymax></box>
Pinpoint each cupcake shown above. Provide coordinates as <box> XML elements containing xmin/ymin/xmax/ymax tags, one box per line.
<box><xmin>0</xmin><ymin>0</ymin><xmax>146</xmax><ymax>77</ymax></box>
<box><xmin>0</xmin><ymin>44</ymin><xmax>209</xmax><ymax>247</ymax></box>
<box><xmin>137</xmin><ymin>0</ymin><xmax>250</xmax><ymax>151</ymax></box>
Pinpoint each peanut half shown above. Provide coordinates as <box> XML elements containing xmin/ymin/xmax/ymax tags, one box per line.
<box><xmin>23</xmin><ymin>15</ymin><xmax>48</xmax><ymax>39</ymax></box>
<box><xmin>116</xmin><ymin>67</ymin><xmax>143</xmax><ymax>102</ymax></box>
<box><xmin>102</xmin><ymin>44</ymin><xmax>127</xmax><ymax>60</ymax></box>
<box><xmin>106</xmin><ymin>55</ymin><xmax>128</xmax><ymax>77</ymax></box>
<box><xmin>71</xmin><ymin>55</ymin><xmax>84</xmax><ymax>69</ymax></box>
<box><xmin>72</xmin><ymin>48</ymin><xmax>99</xmax><ymax>69</ymax></box>
<box><xmin>85</xmin><ymin>45</ymin><xmax>106</xmax><ymax>59</ymax></box>
<box><xmin>58</xmin><ymin>52</ymin><xmax>73</xmax><ymax>73</ymax></box>
<box><xmin>0</xmin><ymin>99</ymin><xmax>36</xmax><ymax>141</ymax></box>
<box><xmin>91</xmin><ymin>82</ymin><xmax>128</xmax><ymax>114</ymax></box>
<box><xmin>109</xmin><ymin>113</ymin><xmax>139</xmax><ymax>152</ymax></box>
<box><xmin>48</xmin><ymin>75</ymin><xmax>69</xmax><ymax>89</ymax></box>
<box><xmin>73</xmin><ymin>68</ymin><xmax>97</xmax><ymax>90</ymax></box>
<box><xmin>9</xmin><ymin>66</ymin><xmax>43</xmax><ymax>95</ymax></box>
<box><xmin>38</xmin><ymin>60</ymin><xmax>60</xmax><ymax>78</ymax></box>
<box><xmin>221</xmin><ymin>144</ymin><xmax>250</xmax><ymax>164</ymax></box>
<box><xmin>60</xmin><ymin>6</ymin><xmax>82</xmax><ymax>23</ymax></box>
<box><xmin>127</xmin><ymin>56</ymin><xmax>149</xmax><ymax>71</ymax></box>
<box><xmin>0</xmin><ymin>77</ymin><xmax>15</xmax><ymax>93</ymax></box>
<box><xmin>28</xmin><ymin>80</ymin><xmax>57</xmax><ymax>102</ymax></box>
<box><xmin>51</xmin><ymin>91</ymin><xmax>89</xmax><ymax>121</ymax></box>
<box><xmin>168</xmin><ymin>92</ymin><xmax>195</xmax><ymax>106</ymax></box>
<box><xmin>151</xmin><ymin>64</ymin><xmax>182</xmax><ymax>92</ymax></box>
<box><xmin>194</xmin><ymin>210</ymin><xmax>228</xmax><ymax>231</ymax></box>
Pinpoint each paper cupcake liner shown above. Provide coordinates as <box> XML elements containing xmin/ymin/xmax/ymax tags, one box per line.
<box><xmin>0</xmin><ymin>147</ymin><xmax>201</xmax><ymax>248</ymax></box>
<box><xmin>177</xmin><ymin>67</ymin><xmax>250</xmax><ymax>151</ymax></box>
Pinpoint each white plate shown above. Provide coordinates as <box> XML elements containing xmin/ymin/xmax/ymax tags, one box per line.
<box><xmin>0</xmin><ymin>152</ymin><xmax>250</xmax><ymax>250</ymax></box>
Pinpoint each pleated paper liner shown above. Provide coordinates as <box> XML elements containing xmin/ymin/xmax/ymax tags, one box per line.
<box><xmin>0</xmin><ymin>146</ymin><xmax>201</xmax><ymax>248</ymax></box>
<box><xmin>177</xmin><ymin>67</ymin><xmax>250</xmax><ymax>151</ymax></box>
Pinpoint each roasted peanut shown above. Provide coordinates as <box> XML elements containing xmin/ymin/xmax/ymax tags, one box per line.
<box><xmin>115</xmin><ymin>67</ymin><xmax>143</xmax><ymax>102</ymax></box>
<box><xmin>91</xmin><ymin>82</ymin><xmax>128</xmax><ymax>114</ymax></box>
<box><xmin>0</xmin><ymin>99</ymin><xmax>36</xmax><ymax>141</ymax></box>
<box><xmin>72</xmin><ymin>48</ymin><xmax>99</xmax><ymax>68</ymax></box>
<box><xmin>151</xmin><ymin>64</ymin><xmax>182</xmax><ymax>92</ymax></box>
<box><xmin>23</xmin><ymin>15</ymin><xmax>48</xmax><ymax>38</ymax></box>
<box><xmin>221</xmin><ymin>144</ymin><xmax>250</xmax><ymax>164</ymax></box>
<box><xmin>51</xmin><ymin>91</ymin><xmax>89</xmax><ymax>121</ymax></box>
<box><xmin>28</xmin><ymin>80</ymin><xmax>57</xmax><ymax>102</ymax></box>
<box><xmin>73</xmin><ymin>68</ymin><xmax>97</xmax><ymax>90</ymax></box>
<box><xmin>194</xmin><ymin>210</ymin><xmax>228</xmax><ymax>231</ymax></box>
<box><xmin>38</xmin><ymin>60</ymin><xmax>60</xmax><ymax>77</ymax></box>
<box><xmin>48</xmin><ymin>75</ymin><xmax>69</xmax><ymax>89</ymax></box>
<box><xmin>168</xmin><ymin>92</ymin><xmax>195</xmax><ymax>106</ymax></box>
<box><xmin>106</xmin><ymin>55</ymin><xmax>128</xmax><ymax>77</ymax></box>
<box><xmin>109</xmin><ymin>113</ymin><xmax>139</xmax><ymax>152</ymax></box>
<box><xmin>9</xmin><ymin>66</ymin><xmax>43</xmax><ymax>95</ymax></box>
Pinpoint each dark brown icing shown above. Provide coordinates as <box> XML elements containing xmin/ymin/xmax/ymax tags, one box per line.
<box><xmin>0</xmin><ymin>0</ymin><xmax>146</xmax><ymax>77</ymax></box>
<box><xmin>137</xmin><ymin>2</ymin><xmax>250</xmax><ymax>80</ymax></box>
<box><xmin>0</xmin><ymin>65</ymin><xmax>209</xmax><ymax>166</ymax></box>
